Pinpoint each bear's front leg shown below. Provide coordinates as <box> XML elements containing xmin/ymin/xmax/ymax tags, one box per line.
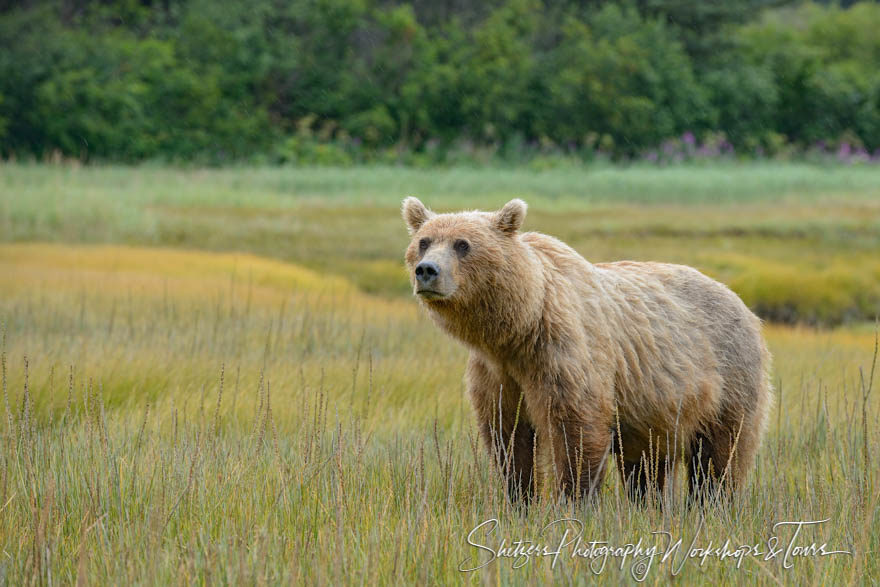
<box><xmin>466</xmin><ymin>355</ymin><xmax>536</xmax><ymax>503</ymax></box>
<box><xmin>545</xmin><ymin>413</ymin><xmax>612</xmax><ymax>500</ymax></box>
<box><xmin>528</xmin><ymin>371</ymin><xmax>613</xmax><ymax>501</ymax></box>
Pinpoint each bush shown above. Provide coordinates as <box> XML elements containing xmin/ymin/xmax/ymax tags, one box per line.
<box><xmin>735</xmin><ymin>2</ymin><xmax>880</xmax><ymax>152</ymax></box>
<box><xmin>536</xmin><ymin>4</ymin><xmax>710</xmax><ymax>153</ymax></box>
<box><xmin>0</xmin><ymin>3</ymin><xmax>271</xmax><ymax>161</ymax></box>
<box><xmin>1</xmin><ymin>0</ymin><xmax>880</xmax><ymax>162</ymax></box>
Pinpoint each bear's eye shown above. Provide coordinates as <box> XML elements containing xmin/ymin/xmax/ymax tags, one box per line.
<box><xmin>454</xmin><ymin>239</ymin><xmax>470</xmax><ymax>256</ymax></box>
<box><xmin>419</xmin><ymin>238</ymin><xmax>431</xmax><ymax>252</ymax></box>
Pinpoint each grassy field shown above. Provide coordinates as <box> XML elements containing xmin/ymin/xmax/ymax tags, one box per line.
<box><xmin>1</xmin><ymin>163</ymin><xmax>879</xmax><ymax>584</ymax></box>
<box><xmin>3</xmin><ymin>162</ymin><xmax>880</xmax><ymax>323</ymax></box>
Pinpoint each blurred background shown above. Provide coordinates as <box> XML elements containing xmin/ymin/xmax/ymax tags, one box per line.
<box><xmin>1</xmin><ymin>0</ymin><xmax>880</xmax><ymax>165</ymax></box>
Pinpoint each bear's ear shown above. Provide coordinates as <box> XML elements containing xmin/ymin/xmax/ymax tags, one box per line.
<box><xmin>402</xmin><ymin>197</ymin><xmax>434</xmax><ymax>234</ymax></box>
<box><xmin>494</xmin><ymin>199</ymin><xmax>527</xmax><ymax>234</ymax></box>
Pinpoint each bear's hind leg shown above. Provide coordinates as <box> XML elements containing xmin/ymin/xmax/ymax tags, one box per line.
<box><xmin>686</xmin><ymin>428</ymin><xmax>740</xmax><ymax>506</ymax></box>
<box><xmin>687</xmin><ymin>432</ymin><xmax>723</xmax><ymax>506</ymax></box>
<box><xmin>688</xmin><ymin>406</ymin><xmax>764</xmax><ymax>506</ymax></box>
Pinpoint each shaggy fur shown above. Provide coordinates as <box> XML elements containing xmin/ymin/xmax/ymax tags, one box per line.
<box><xmin>402</xmin><ymin>197</ymin><xmax>772</xmax><ymax>504</ymax></box>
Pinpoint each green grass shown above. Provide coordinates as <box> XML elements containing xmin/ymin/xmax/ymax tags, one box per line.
<box><xmin>1</xmin><ymin>162</ymin><xmax>879</xmax><ymax>584</ymax></box>
<box><xmin>2</xmin><ymin>162</ymin><xmax>879</xmax><ymax>323</ymax></box>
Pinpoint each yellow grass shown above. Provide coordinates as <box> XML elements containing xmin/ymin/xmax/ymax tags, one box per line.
<box><xmin>3</xmin><ymin>243</ymin><xmax>876</xmax><ymax>430</ymax></box>
<box><xmin>0</xmin><ymin>243</ymin><xmax>464</xmax><ymax>433</ymax></box>
<box><xmin>1</xmin><ymin>243</ymin><xmax>877</xmax><ymax>584</ymax></box>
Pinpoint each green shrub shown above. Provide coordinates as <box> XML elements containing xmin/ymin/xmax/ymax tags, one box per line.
<box><xmin>536</xmin><ymin>4</ymin><xmax>710</xmax><ymax>152</ymax></box>
<box><xmin>735</xmin><ymin>2</ymin><xmax>880</xmax><ymax>152</ymax></box>
<box><xmin>2</xmin><ymin>1</ymin><xmax>880</xmax><ymax>162</ymax></box>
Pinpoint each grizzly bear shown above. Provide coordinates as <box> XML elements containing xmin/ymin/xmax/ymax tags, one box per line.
<box><xmin>402</xmin><ymin>197</ymin><xmax>772</xmax><ymax>505</ymax></box>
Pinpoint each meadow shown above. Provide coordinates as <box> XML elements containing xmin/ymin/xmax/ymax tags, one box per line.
<box><xmin>3</xmin><ymin>162</ymin><xmax>879</xmax><ymax>322</ymax></box>
<box><xmin>0</xmin><ymin>162</ymin><xmax>879</xmax><ymax>584</ymax></box>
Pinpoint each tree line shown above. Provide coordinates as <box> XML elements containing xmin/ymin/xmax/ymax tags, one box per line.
<box><xmin>1</xmin><ymin>0</ymin><xmax>878</xmax><ymax>164</ymax></box>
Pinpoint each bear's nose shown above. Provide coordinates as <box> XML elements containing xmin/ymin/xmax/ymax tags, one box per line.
<box><xmin>415</xmin><ymin>261</ymin><xmax>440</xmax><ymax>286</ymax></box>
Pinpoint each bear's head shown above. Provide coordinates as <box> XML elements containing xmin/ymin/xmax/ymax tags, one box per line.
<box><xmin>401</xmin><ymin>197</ymin><xmax>528</xmax><ymax>307</ymax></box>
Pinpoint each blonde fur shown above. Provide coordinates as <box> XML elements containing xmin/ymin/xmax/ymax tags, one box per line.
<box><xmin>403</xmin><ymin>198</ymin><xmax>772</xmax><ymax>504</ymax></box>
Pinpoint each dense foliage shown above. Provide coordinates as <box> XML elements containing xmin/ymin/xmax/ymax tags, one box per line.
<box><xmin>1</xmin><ymin>0</ymin><xmax>879</xmax><ymax>163</ymax></box>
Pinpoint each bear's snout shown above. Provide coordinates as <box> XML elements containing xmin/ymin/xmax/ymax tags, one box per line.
<box><xmin>415</xmin><ymin>261</ymin><xmax>440</xmax><ymax>288</ymax></box>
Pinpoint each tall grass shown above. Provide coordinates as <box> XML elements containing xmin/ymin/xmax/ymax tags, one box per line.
<box><xmin>1</xmin><ymin>244</ymin><xmax>878</xmax><ymax>584</ymax></box>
